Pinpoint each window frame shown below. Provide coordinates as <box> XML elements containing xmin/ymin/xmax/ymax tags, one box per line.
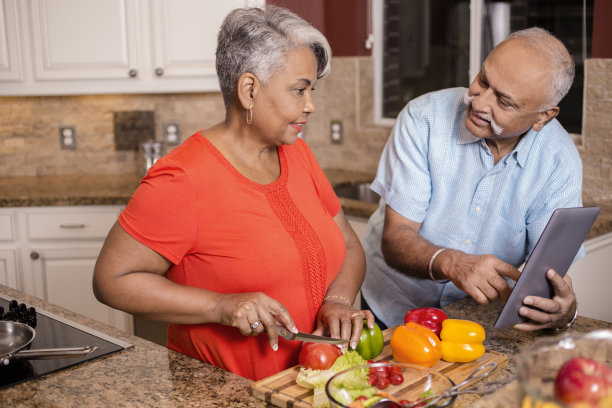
<box><xmin>372</xmin><ymin>0</ymin><xmax>586</xmax><ymax>144</ymax></box>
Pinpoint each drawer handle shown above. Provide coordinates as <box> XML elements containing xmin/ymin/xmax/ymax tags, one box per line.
<box><xmin>60</xmin><ymin>224</ymin><xmax>86</xmax><ymax>229</ymax></box>
<box><xmin>30</xmin><ymin>251</ymin><xmax>39</xmax><ymax>260</ymax></box>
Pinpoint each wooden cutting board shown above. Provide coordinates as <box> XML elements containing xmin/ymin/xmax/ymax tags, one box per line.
<box><xmin>250</xmin><ymin>327</ymin><xmax>508</xmax><ymax>408</ymax></box>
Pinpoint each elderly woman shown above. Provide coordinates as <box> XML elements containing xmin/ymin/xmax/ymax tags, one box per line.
<box><xmin>93</xmin><ymin>6</ymin><xmax>373</xmax><ymax>380</ymax></box>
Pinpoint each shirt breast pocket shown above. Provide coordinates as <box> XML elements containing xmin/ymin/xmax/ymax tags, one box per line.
<box><xmin>495</xmin><ymin>217</ymin><xmax>527</xmax><ymax>266</ymax></box>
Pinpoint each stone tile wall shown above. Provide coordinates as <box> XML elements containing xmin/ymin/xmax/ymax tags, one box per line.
<box><xmin>582</xmin><ymin>59</ymin><xmax>612</xmax><ymax>203</ymax></box>
<box><xmin>0</xmin><ymin>57</ymin><xmax>610</xmax><ymax>204</ymax></box>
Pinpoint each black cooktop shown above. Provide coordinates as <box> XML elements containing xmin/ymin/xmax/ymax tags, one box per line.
<box><xmin>0</xmin><ymin>294</ymin><xmax>132</xmax><ymax>390</ymax></box>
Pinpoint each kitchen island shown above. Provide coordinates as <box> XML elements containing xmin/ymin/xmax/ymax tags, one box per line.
<box><xmin>1</xmin><ymin>284</ymin><xmax>610</xmax><ymax>407</ymax></box>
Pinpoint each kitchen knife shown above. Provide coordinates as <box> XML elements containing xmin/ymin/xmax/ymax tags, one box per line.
<box><xmin>277</xmin><ymin>327</ymin><xmax>348</xmax><ymax>345</ymax></box>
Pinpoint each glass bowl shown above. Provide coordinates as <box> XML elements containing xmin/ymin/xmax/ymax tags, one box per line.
<box><xmin>325</xmin><ymin>362</ymin><xmax>456</xmax><ymax>408</ymax></box>
<box><xmin>516</xmin><ymin>329</ymin><xmax>612</xmax><ymax>408</ymax></box>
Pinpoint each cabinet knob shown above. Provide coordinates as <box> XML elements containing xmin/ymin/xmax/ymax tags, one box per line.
<box><xmin>30</xmin><ymin>251</ymin><xmax>40</xmax><ymax>260</ymax></box>
<box><xmin>155</xmin><ymin>67</ymin><xmax>164</xmax><ymax>76</ymax></box>
<box><xmin>129</xmin><ymin>69</ymin><xmax>138</xmax><ymax>78</ymax></box>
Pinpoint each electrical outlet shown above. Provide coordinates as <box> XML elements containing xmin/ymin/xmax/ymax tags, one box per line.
<box><xmin>59</xmin><ymin>126</ymin><xmax>77</xmax><ymax>150</ymax></box>
<box><xmin>330</xmin><ymin>120</ymin><xmax>343</xmax><ymax>144</ymax></box>
<box><xmin>163</xmin><ymin>122</ymin><xmax>180</xmax><ymax>145</ymax></box>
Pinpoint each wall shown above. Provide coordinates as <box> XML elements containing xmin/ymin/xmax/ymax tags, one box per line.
<box><xmin>0</xmin><ymin>56</ymin><xmax>390</xmax><ymax>178</ymax></box>
<box><xmin>0</xmin><ymin>93</ymin><xmax>226</xmax><ymax>176</ymax></box>
<box><xmin>268</xmin><ymin>0</ymin><xmax>371</xmax><ymax>57</ymax></box>
<box><xmin>593</xmin><ymin>0</ymin><xmax>612</xmax><ymax>58</ymax></box>
<box><xmin>581</xmin><ymin>59</ymin><xmax>612</xmax><ymax>203</ymax></box>
<box><xmin>1</xmin><ymin>56</ymin><xmax>611</xmax><ymax>202</ymax></box>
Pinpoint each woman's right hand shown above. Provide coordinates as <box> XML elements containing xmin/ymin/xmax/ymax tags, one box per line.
<box><xmin>215</xmin><ymin>292</ymin><xmax>297</xmax><ymax>351</ymax></box>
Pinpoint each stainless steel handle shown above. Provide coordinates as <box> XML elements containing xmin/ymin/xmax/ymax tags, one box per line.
<box><xmin>13</xmin><ymin>346</ymin><xmax>99</xmax><ymax>360</ymax></box>
<box><xmin>129</xmin><ymin>69</ymin><xmax>138</xmax><ymax>77</ymax></box>
<box><xmin>60</xmin><ymin>224</ymin><xmax>86</xmax><ymax>229</ymax></box>
<box><xmin>155</xmin><ymin>67</ymin><xmax>164</xmax><ymax>76</ymax></box>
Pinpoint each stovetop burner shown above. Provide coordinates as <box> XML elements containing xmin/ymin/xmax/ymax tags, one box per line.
<box><xmin>0</xmin><ymin>294</ymin><xmax>132</xmax><ymax>390</ymax></box>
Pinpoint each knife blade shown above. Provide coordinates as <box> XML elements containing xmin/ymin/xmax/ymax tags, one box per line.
<box><xmin>277</xmin><ymin>327</ymin><xmax>348</xmax><ymax>345</ymax></box>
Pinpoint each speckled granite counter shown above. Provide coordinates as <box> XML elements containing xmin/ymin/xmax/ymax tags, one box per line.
<box><xmin>0</xmin><ymin>284</ymin><xmax>268</xmax><ymax>408</ymax></box>
<box><xmin>1</xmin><ymin>284</ymin><xmax>610</xmax><ymax>407</ymax></box>
<box><xmin>1</xmin><ymin>173</ymin><xmax>610</xmax><ymax>239</ymax></box>
<box><xmin>0</xmin><ymin>174</ymin><xmax>142</xmax><ymax>207</ymax></box>
<box><xmin>443</xmin><ymin>297</ymin><xmax>612</xmax><ymax>407</ymax></box>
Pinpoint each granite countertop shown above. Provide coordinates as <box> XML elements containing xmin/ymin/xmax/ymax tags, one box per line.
<box><xmin>0</xmin><ymin>174</ymin><xmax>142</xmax><ymax>207</ymax></box>
<box><xmin>442</xmin><ymin>298</ymin><xmax>612</xmax><ymax>407</ymax></box>
<box><xmin>0</xmin><ymin>284</ymin><xmax>267</xmax><ymax>408</ymax></box>
<box><xmin>1</xmin><ymin>284</ymin><xmax>610</xmax><ymax>407</ymax></box>
<box><xmin>1</xmin><ymin>173</ymin><xmax>610</xmax><ymax>238</ymax></box>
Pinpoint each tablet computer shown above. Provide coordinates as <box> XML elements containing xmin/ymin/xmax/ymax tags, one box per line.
<box><xmin>494</xmin><ymin>206</ymin><xmax>600</xmax><ymax>329</ymax></box>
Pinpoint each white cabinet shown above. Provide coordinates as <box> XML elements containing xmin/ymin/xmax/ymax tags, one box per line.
<box><xmin>0</xmin><ymin>248</ymin><xmax>18</xmax><ymax>289</ymax></box>
<box><xmin>568</xmin><ymin>232</ymin><xmax>612</xmax><ymax>323</ymax></box>
<box><xmin>27</xmin><ymin>0</ymin><xmax>140</xmax><ymax>82</ymax></box>
<box><xmin>0</xmin><ymin>0</ymin><xmax>22</xmax><ymax>82</ymax></box>
<box><xmin>0</xmin><ymin>0</ymin><xmax>260</xmax><ymax>95</ymax></box>
<box><xmin>0</xmin><ymin>206</ymin><xmax>133</xmax><ymax>333</ymax></box>
<box><xmin>0</xmin><ymin>211</ymin><xmax>19</xmax><ymax>289</ymax></box>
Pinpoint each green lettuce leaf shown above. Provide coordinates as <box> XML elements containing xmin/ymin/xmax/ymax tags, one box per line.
<box><xmin>296</xmin><ymin>351</ymin><xmax>374</xmax><ymax>408</ymax></box>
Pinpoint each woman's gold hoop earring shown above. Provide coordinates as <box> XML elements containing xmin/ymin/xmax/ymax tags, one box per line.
<box><xmin>246</xmin><ymin>107</ymin><xmax>253</xmax><ymax>125</ymax></box>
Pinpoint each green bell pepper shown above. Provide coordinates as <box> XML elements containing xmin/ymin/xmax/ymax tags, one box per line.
<box><xmin>353</xmin><ymin>321</ymin><xmax>384</xmax><ymax>360</ymax></box>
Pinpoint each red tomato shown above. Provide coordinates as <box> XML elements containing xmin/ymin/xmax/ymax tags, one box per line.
<box><xmin>377</xmin><ymin>376</ymin><xmax>390</xmax><ymax>389</ymax></box>
<box><xmin>367</xmin><ymin>373</ymin><xmax>378</xmax><ymax>386</ymax></box>
<box><xmin>297</xmin><ymin>342</ymin><xmax>342</xmax><ymax>370</ymax></box>
<box><xmin>388</xmin><ymin>372</ymin><xmax>404</xmax><ymax>385</ymax></box>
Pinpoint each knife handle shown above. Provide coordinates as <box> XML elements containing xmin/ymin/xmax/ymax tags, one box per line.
<box><xmin>276</xmin><ymin>327</ymin><xmax>295</xmax><ymax>341</ymax></box>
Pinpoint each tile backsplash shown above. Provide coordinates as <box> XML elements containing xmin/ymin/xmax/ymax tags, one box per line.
<box><xmin>1</xmin><ymin>57</ymin><xmax>610</xmax><ymax>203</ymax></box>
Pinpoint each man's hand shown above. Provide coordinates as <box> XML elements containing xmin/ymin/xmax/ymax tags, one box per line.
<box><xmin>381</xmin><ymin>204</ymin><xmax>521</xmax><ymax>305</ymax></box>
<box><xmin>438</xmin><ymin>250</ymin><xmax>521</xmax><ymax>304</ymax></box>
<box><xmin>513</xmin><ymin>269</ymin><xmax>577</xmax><ymax>331</ymax></box>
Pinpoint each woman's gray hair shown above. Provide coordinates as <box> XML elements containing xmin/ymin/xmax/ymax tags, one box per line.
<box><xmin>216</xmin><ymin>5</ymin><xmax>331</xmax><ymax>108</ymax></box>
<box><xmin>506</xmin><ymin>27</ymin><xmax>575</xmax><ymax>110</ymax></box>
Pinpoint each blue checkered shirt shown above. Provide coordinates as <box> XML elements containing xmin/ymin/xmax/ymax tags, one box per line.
<box><xmin>361</xmin><ymin>87</ymin><xmax>584</xmax><ymax>328</ymax></box>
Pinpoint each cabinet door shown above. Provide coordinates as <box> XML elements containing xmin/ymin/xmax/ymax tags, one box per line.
<box><xmin>0</xmin><ymin>0</ymin><xmax>22</xmax><ymax>81</ymax></box>
<box><xmin>28</xmin><ymin>0</ymin><xmax>140</xmax><ymax>81</ymax></box>
<box><xmin>0</xmin><ymin>248</ymin><xmax>19</xmax><ymax>290</ymax></box>
<box><xmin>148</xmin><ymin>0</ymin><xmax>249</xmax><ymax>80</ymax></box>
<box><xmin>28</xmin><ymin>245</ymin><xmax>133</xmax><ymax>333</ymax></box>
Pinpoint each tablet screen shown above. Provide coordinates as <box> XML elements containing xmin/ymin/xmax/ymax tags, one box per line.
<box><xmin>494</xmin><ymin>206</ymin><xmax>600</xmax><ymax>329</ymax></box>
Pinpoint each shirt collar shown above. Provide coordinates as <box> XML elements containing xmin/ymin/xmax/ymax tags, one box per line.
<box><xmin>456</xmin><ymin>110</ymin><xmax>539</xmax><ymax>168</ymax></box>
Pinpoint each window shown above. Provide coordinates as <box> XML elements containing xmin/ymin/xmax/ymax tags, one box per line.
<box><xmin>373</xmin><ymin>0</ymin><xmax>593</xmax><ymax>136</ymax></box>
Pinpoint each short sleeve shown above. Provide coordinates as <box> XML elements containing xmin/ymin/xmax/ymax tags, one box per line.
<box><xmin>370</xmin><ymin>100</ymin><xmax>433</xmax><ymax>222</ymax></box>
<box><xmin>118</xmin><ymin>158</ymin><xmax>198</xmax><ymax>264</ymax></box>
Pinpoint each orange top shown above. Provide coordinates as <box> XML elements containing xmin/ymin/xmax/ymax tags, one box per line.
<box><xmin>119</xmin><ymin>132</ymin><xmax>345</xmax><ymax>380</ymax></box>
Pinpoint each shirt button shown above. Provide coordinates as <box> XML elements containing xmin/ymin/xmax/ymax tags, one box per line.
<box><xmin>465</xmin><ymin>240</ymin><xmax>471</xmax><ymax>246</ymax></box>
<box><xmin>475</xmin><ymin>206</ymin><xmax>481</xmax><ymax>213</ymax></box>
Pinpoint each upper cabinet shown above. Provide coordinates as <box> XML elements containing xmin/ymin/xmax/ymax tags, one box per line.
<box><xmin>0</xmin><ymin>0</ymin><xmax>22</xmax><ymax>82</ymax></box>
<box><xmin>0</xmin><ymin>0</ymin><xmax>263</xmax><ymax>96</ymax></box>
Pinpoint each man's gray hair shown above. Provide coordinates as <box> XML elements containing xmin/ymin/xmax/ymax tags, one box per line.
<box><xmin>216</xmin><ymin>6</ymin><xmax>331</xmax><ymax>108</ymax></box>
<box><xmin>506</xmin><ymin>27</ymin><xmax>575</xmax><ymax>110</ymax></box>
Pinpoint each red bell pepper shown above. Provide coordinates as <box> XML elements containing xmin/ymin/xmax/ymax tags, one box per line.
<box><xmin>404</xmin><ymin>307</ymin><xmax>448</xmax><ymax>338</ymax></box>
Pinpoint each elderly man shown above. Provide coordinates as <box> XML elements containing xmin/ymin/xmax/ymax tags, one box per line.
<box><xmin>361</xmin><ymin>27</ymin><xmax>582</xmax><ymax>332</ymax></box>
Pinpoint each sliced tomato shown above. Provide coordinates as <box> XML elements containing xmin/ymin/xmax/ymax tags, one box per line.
<box><xmin>297</xmin><ymin>342</ymin><xmax>342</xmax><ymax>370</ymax></box>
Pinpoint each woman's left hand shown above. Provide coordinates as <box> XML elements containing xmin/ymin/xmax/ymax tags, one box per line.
<box><xmin>313</xmin><ymin>300</ymin><xmax>375</xmax><ymax>350</ymax></box>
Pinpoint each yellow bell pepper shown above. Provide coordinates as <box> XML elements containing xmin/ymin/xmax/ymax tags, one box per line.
<box><xmin>439</xmin><ymin>319</ymin><xmax>486</xmax><ymax>363</ymax></box>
